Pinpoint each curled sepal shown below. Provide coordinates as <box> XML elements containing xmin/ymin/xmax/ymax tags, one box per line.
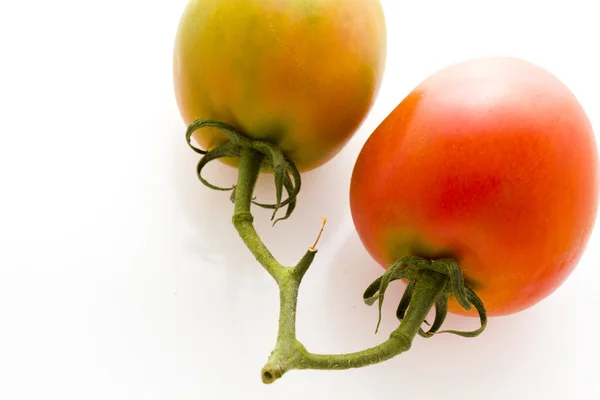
<box><xmin>251</xmin><ymin>163</ymin><xmax>301</xmax><ymax>225</ymax></box>
<box><xmin>186</xmin><ymin>119</ymin><xmax>246</xmax><ymax>151</ymax></box>
<box><xmin>431</xmin><ymin>287</ymin><xmax>487</xmax><ymax>338</ymax></box>
<box><xmin>362</xmin><ymin>256</ymin><xmax>420</xmax><ymax>334</ymax></box>
<box><xmin>185</xmin><ymin>120</ymin><xmax>209</xmax><ymax>154</ymax></box>
<box><xmin>396</xmin><ymin>281</ymin><xmax>415</xmax><ymax>321</ymax></box>
<box><xmin>196</xmin><ymin>142</ymin><xmax>241</xmax><ymax>191</ymax></box>
<box><xmin>272</xmin><ymin>170</ymin><xmax>298</xmax><ymax>225</ymax></box>
<box><xmin>363</xmin><ymin>276</ymin><xmax>383</xmax><ymax>306</ymax></box>
<box><xmin>185</xmin><ymin>118</ymin><xmax>302</xmax><ymax>222</ymax></box>
<box><xmin>362</xmin><ymin>255</ymin><xmax>487</xmax><ymax>338</ymax></box>
<box><xmin>417</xmin><ymin>295</ymin><xmax>449</xmax><ymax>338</ymax></box>
<box><xmin>427</xmin><ymin>258</ymin><xmax>471</xmax><ymax>310</ymax></box>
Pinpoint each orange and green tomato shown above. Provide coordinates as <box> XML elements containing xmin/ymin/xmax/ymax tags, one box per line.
<box><xmin>173</xmin><ymin>0</ymin><xmax>387</xmax><ymax>171</ymax></box>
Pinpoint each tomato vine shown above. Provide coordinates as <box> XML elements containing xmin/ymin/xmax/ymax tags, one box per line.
<box><xmin>186</xmin><ymin>119</ymin><xmax>487</xmax><ymax>384</ymax></box>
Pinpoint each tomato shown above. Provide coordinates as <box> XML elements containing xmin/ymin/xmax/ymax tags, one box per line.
<box><xmin>173</xmin><ymin>0</ymin><xmax>386</xmax><ymax>172</ymax></box>
<box><xmin>350</xmin><ymin>57</ymin><xmax>599</xmax><ymax>317</ymax></box>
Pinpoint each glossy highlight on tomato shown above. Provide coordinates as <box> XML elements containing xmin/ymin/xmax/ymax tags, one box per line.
<box><xmin>350</xmin><ymin>57</ymin><xmax>599</xmax><ymax>317</ymax></box>
<box><xmin>173</xmin><ymin>0</ymin><xmax>387</xmax><ymax>171</ymax></box>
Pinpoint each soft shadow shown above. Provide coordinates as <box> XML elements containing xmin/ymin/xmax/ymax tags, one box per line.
<box><xmin>297</xmin><ymin>230</ymin><xmax>409</xmax><ymax>354</ymax></box>
<box><xmin>167</xmin><ymin>118</ymin><xmax>362</xmax><ymax>356</ymax></box>
<box><xmin>303</xmin><ymin>229</ymin><xmax>553</xmax><ymax>396</ymax></box>
<box><xmin>168</xmin><ymin>121</ymin><xmax>357</xmax><ymax>271</ymax></box>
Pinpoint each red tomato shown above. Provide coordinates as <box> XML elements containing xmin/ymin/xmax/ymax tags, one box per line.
<box><xmin>350</xmin><ymin>57</ymin><xmax>599</xmax><ymax>317</ymax></box>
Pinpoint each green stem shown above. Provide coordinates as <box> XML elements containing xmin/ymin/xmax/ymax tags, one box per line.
<box><xmin>188</xmin><ymin>120</ymin><xmax>486</xmax><ymax>385</ymax></box>
<box><xmin>230</xmin><ymin>148</ymin><xmax>451</xmax><ymax>384</ymax></box>
<box><xmin>232</xmin><ymin>149</ymin><xmax>286</xmax><ymax>283</ymax></box>
<box><xmin>276</xmin><ymin>250</ymin><xmax>316</xmax><ymax>341</ymax></box>
<box><xmin>261</xmin><ymin>269</ymin><xmax>447</xmax><ymax>382</ymax></box>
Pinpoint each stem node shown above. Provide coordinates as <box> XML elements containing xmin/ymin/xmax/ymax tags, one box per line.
<box><xmin>389</xmin><ymin>331</ymin><xmax>412</xmax><ymax>352</ymax></box>
<box><xmin>232</xmin><ymin>211</ymin><xmax>253</xmax><ymax>226</ymax></box>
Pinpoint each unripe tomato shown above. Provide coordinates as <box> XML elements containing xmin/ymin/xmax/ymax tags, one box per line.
<box><xmin>173</xmin><ymin>0</ymin><xmax>386</xmax><ymax>171</ymax></box>
<box><xmin>350</xmin><ymin>57</ymin><xmax>599</xmax><ymax>316</ymax></box>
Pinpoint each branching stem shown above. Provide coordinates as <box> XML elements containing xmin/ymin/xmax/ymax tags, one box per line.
<box><xmin>230</xmin><ymin>149</ymin><xmax>462</xmax><ymax>384</ymax></box>
<box><xmin>187</xmin><ymin>120</ymin><xmax>486</xmax><ymax>385</ymax></box>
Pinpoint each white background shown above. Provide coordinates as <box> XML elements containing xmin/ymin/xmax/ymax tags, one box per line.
<box><xmin>1</xmin><ymin>1</ymin><xmax>599</xmax><ymax>399</ymax></box>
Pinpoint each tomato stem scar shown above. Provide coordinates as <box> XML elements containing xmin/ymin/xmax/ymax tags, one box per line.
<box><xmin>309</xmin><ymin>217</ymin><xmax>327</xmax><ymax>252</ymax></box>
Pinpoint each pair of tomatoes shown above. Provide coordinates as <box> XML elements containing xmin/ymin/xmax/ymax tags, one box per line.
<box><xmin>173</xmin><ymin>0</ymin><xmax>598</xmax><ymax>316</ymax></box>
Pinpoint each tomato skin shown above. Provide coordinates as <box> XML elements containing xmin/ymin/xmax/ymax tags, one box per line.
<box><xmin>350</xmin><ymin>57</ymin><xmax>599</xmax><ymax>317</ymax></box>
<box><xmin>173</xmin><ymin>0</ymin><xmax>386</xmax><ymax>171</ymax></box>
